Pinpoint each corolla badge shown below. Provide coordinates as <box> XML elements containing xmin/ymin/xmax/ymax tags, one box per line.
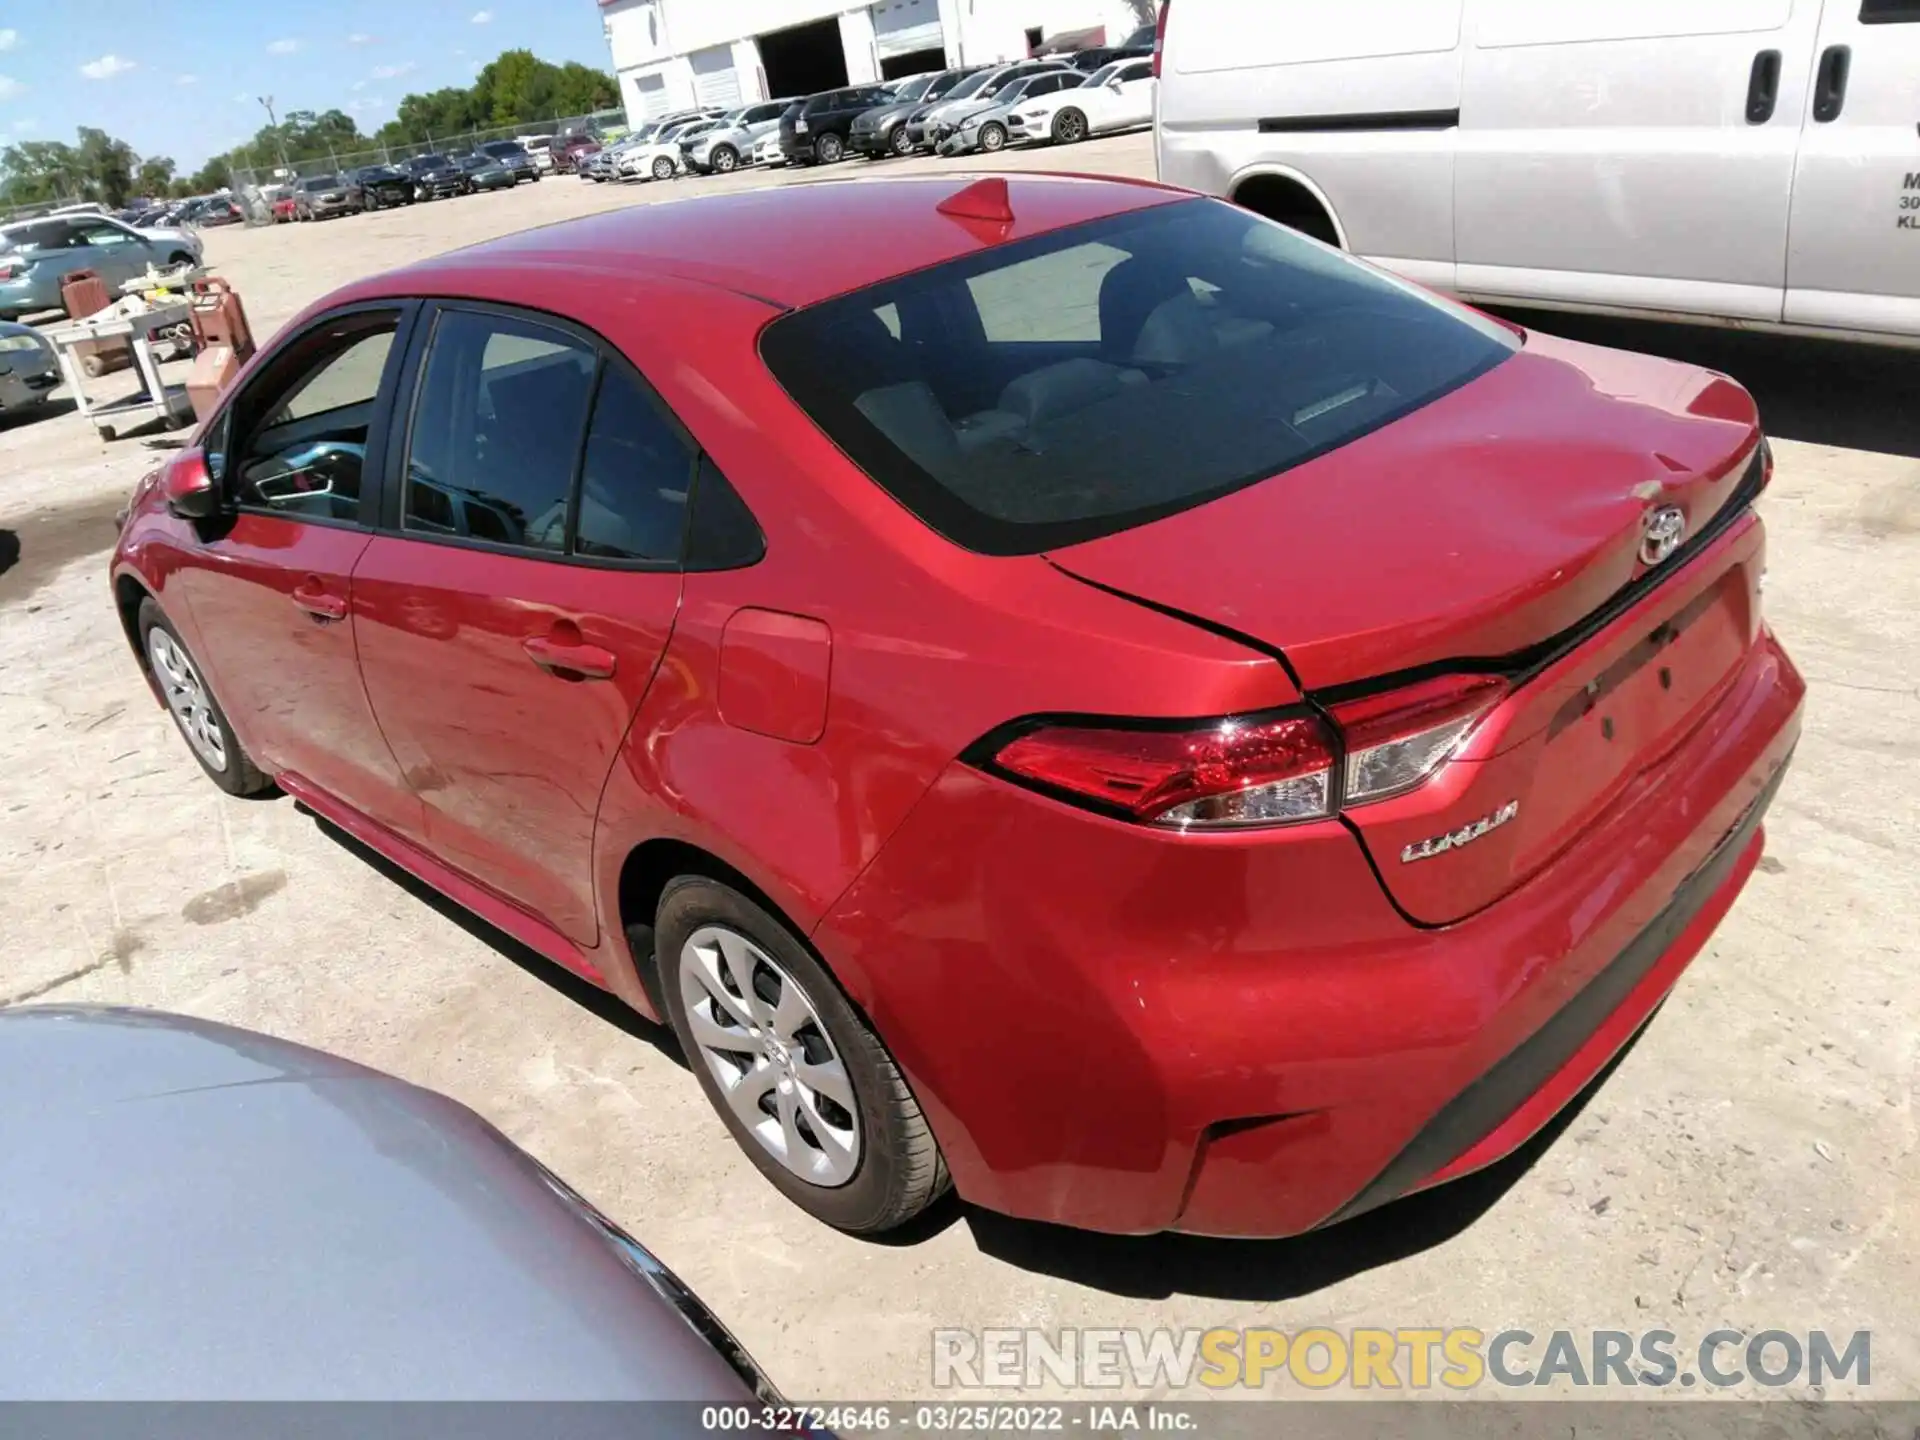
<box><xmin>1640</xmin><ymin>505</ymin><xmax>1687</xmax><ymax>566</ymax></box>
<box><xmin>1401</xmin><ymin>800</ymin><xmax>1520</xmax><ymax>865</ymax></box>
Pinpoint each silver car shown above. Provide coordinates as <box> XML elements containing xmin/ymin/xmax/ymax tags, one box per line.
<box><xmin>937</xmin><ymin>70</ymin><xmax>1087</xmax><ymax>156</ymax></box>
<box><xmin>0</xmin><ymin>1005</ymin><xmax>779</xmax><ymax>1401</ymax></box>
<box><xmin>685</xmin><ymin>98</ymin><xmax>799</xmax><ymax>174</ymax></box>
<box><xmin>0</xmin><ymin>319</ymin><xmax>60</xmax><ymax>420</ymax></box>
<box><xmin>0</xmin><ymin>213</ymin><xmax>203</xmax><ymax>320</ymax></box>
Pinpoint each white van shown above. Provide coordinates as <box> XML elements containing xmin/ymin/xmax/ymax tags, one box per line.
<box><xmin>1155</xmin><ymin>0</ymin><xmax>1920</xmax><ymax>344</ymax></box>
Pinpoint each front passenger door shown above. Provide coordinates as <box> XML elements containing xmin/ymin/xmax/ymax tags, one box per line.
<box><xmin>351</xmin><ymin>304</ymin><xmax>689</xmax><ymax>947</ymax></box>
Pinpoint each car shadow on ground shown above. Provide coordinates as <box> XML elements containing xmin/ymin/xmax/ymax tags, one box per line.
<box><xmin>893</xmin><ymin>1030</ymin><xmax>1644</xmax><ymax>1302</ymax></box>
<box><xmin>300</xmin><ymin>805</ymin><xmax>685</xmax><ymax>1066</ymax></box>
<box><xmin>1492</xmin><ymin>308</ymin><xmax>1920</xmax><ymax>461</ymax></box>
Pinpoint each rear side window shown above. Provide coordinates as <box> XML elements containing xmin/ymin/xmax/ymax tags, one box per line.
<box><xmin>1861</xmin><ymin>0</ymin><xmax>1920</xmax><ymax>18</ymax></box>
<box><xmin>575</xmin><ymin>366</ymin><xmax>695</xmax><ymax>562</ymax></box>
<box><xmin>403</xmin><ymin>311</ymin><xmax>597</xmax><ymax>553</ymax></box>
<box><xmin>760</xmin><ymin>198</ymin><xmax>1517</xmax><ymax>555</ymax></box>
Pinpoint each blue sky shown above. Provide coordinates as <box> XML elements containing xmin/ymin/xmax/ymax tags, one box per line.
<box><xmin>0</xmin><ymin>0</ymin><xmax>617</xmax><ymax>171</ymax></box>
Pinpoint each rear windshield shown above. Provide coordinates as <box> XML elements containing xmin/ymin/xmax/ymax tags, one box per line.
<box><xmin>759</xmin><ymin>198</ymin><xmax>1518</xmax><ymax>555</ymax></box>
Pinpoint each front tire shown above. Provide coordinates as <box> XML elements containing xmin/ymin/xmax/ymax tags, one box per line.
<box><xmin>711</xmin><ymin>144</ymin><xmax>739</xmax><ymax>173</ymax></box>
<box><xmin>658</xmin><ymin>877</ymin><xmax>949</xmax><ymax>1233</ymax></box>
<box><xmin>889</xmin><ymin>125</ymin><xmax>914</xmax><ymax>157</ymax></box>
<box><xmin>1052</xmin><ymin>107</ymin><xmax>1088</xmax><ymax>145</ymax></box>
<box><xmin>651</xmin><ymin>156</ymin><xmax>675</xmax><ymax>181</ymax></box>
<box><xmin>815</xmin><ymin>132</ymin><xmax>844</xmax><ymax>164</ymax></box>
<box><xmin>978</xmin><ymin>121</ymin><xmax>1007</xmax><ymax>153</ymax></box>
<box><xmin>138</xmin><ymin>598</ymin><xmax>272</xmax><ymax>797</ymax></box>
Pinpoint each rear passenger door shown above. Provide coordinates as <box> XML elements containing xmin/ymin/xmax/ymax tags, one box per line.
<box><xmin>1455</xmin><ymin>0</ymin><xmax>1824</xmax><ymax>321</ymax></box>
<box><xmin>1784</xmin><ymin>0</ymin><xmax>1920</xmax><ymax>335</ymax></box>
<box><xmin>349</xmin><ymin>303</ymin><xmax>696</xmax><ymax>947</ymax></box>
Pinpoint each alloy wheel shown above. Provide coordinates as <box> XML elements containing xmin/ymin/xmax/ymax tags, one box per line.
<box><xmin>980</xmin><ymin>123</ymin><xmax>1006</xmax><ymax>153</ymax></box>
<box><xmin>712</xmin><ymin>146</ymin><xmax>738</xmax><ymax>173</ymax></box>
<box><xmin>889</xmin><ymin>126</ymin><xmax>913</xmax><ymax>156</ymax></box>
<box><xmin>146</xmin><ymin>628</ymin><xmax>228</xmax><ymax>773</ymax></box>
<box><xmin>678</xmin><ymin>925</ymin><xmax>861</xmax><ymax>1187</ymax></box>
<box><xmin>653</xmin><ymin>156</ymin><xmax>675</xmax><ymax>180</ymax></box>
<box><xmin>1056</xmin><ymin>109</ymin><xmax>1087</xmax><ymax>144</ymax></box>
<box><xmin>818</xmin><ymin>134</ymin><xmax>844</xmax><ymax>163</ymax></box>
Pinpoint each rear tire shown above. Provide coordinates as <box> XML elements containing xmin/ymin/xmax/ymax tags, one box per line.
<box><xmin>815</xmin><ymin>132</ymin><xmax>845</xmax><ymax>164</ymax></box>
<box><xmin>137</xmin><ymin>598</ymin><xmax>272</xmax><ymax>797</ymax></box>
<box><xmin>657</xmin><ymin>876</ymin><xmax>949</xmax><ymax>1234</ymax></box>
<box><xmin>1052</xmin><ymin>107</ymin><xmax>1088</xmax><ymax>145</ymax></box>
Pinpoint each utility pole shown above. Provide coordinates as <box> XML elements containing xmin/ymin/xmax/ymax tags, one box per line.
<box><xmin>258</xmin><ymin>95</ymin><xmax>290</xmax><ymax>175</ymax></box>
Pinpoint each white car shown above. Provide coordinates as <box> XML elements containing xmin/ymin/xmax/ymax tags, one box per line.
<box><xmin>1007</xmin><ymin>57</ymin><xmax>1157</xmax><ymax>147</ymax></box>
<box><xmin>617</xmin><ymin>118</ymin><xmax>721</xmax><ymax>181</ymax></box>
<box><xmin>516</xmin><ymin>135</ymin><xmax>556</xmax><ymax>173</ymax></box>
<box><xmin>1156</xmin><ymin>0</ymin><xmax>1920</xmax><ymax>346</ymax></box>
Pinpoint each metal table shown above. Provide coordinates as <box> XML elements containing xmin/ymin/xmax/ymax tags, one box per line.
<box><xmin>42</xmin><ymin>298</ymin><xmax>197</xmax><ymax>441</ymax></box>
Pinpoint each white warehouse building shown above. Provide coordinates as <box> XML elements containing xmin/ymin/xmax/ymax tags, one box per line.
<box><xmin>598</xmin><ymin>0</ymin><xmax>1157</xmax><ymax>125</ymax></box>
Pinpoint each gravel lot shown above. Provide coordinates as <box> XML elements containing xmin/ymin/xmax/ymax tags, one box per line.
<box><xmin>2</xmin><ymin>132</ymin><xmax>1916</xmax><ymax>1401</ymax></box>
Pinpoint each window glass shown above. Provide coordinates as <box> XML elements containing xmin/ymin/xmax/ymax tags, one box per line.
<box><xmin>1862</xmin><ymin>0</ymin><xmax>1920</xmax><ymax>19</ymax></box>
<box><xmin>761</xmin><ymin>199</ymin><xmax>1517</xmax><ymax>555</ymax></box>
<box><xmin>233</xmin><ymin>313</ymin><xmax>398</xmax><ymax>522</ymax></box>
<box><xmin>403</xmin><ymin>310</ymin><xmax>597</xmax><ymax>553</ymax></box>
<box><xmin>80</xmin><ymin>223</ymin><xmax>139</xmax><ymax>247</ymax></box>
<box><xmin>574</xmin><ymin>366</ymin><xmax>695</xmax><ymax>563</ymax></box>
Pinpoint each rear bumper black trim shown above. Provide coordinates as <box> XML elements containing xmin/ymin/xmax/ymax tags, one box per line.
<box><xmin>1324</xmin><ymin>750</ymin><xmax>1791</xmax><ymax>1228</ymax></box>
<box><xmin>1259</xmin><ymin>108</ymin><xmax>1460</xmax><ymax>134</ymax></box>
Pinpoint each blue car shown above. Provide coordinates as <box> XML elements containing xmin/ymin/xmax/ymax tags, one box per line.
<box><xmin>0</xmin><ymin>212</ymin><xmax>203</xmax><ymax>321</ymax></box>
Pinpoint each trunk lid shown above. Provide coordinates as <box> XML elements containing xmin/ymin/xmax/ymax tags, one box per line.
<box><xmin>1049</xmin><ymin>333</ymin><xmax>1767</xmax><ymax>923</ymax></box>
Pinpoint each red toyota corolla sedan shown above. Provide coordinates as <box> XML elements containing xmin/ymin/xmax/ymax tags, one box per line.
<box><xmin>109</xmin><ymin>174</ymin><xmax>1803</xmax><ymax>1238</ymax></box>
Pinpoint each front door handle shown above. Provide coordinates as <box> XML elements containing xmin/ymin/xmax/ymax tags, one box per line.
<box><xmin>1746</xmin><ymin>49</ymin><xmax>1782</xmax><ymax>124</ymax></box>
<box><xmin>523</xmin><ymin>634</ymin><xmax>617</xmax><ymax>680</ymax></box>
<box><xmin>1812</xmin><ymin>44</ymin><xmax>1851</xmax><ymax>123</ymax></box>
<box><xmin>291</xmin><ymin>581</ymin><xmax>347</xmax><ymax>622</ymax></box>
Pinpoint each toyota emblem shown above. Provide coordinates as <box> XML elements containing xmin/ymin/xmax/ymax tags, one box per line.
<box><xmin>1640</xmin><ymin>505</ymin><xmax>1686</xmax><ymax>566</ymax></box>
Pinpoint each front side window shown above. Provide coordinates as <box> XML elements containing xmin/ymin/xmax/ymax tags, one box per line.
<box><xmin>231</xmin><ymin>310</ymin><xmax>399</xmax><ymax>521</ymax></box>
<box><xmin>403</xmin><ymin>310</ymin><xmax>597</xmax><ymax>553</ymax></box>
<box><xmin>761</xmin><ymin>199</ymin><xmax>1517</xmax><ymax>555</ymax></box>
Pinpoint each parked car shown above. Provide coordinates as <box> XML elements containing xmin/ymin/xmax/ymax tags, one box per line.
<box><xmin>583</xmin><ymin>134</ymin><xmax>644</xmax><ymax>182</ymax></box>
<box><xmin>112</xmin><ymin>176</ymin><xmax>1802</xmax><ymax>1239</ymax></box>
<box><xmin>615</xmin><ymin>120</ymin><xmax>708</xmax><ymax>182</ymax></box>
<box><xmin>850</xmin><ymin>67</ymin><xmax>987</xmax><ymax>157</ymax></box>
<box><xmin>477</xmin><ymin>140</ymin><xmax>542</xmax><ymax>184</ymax></box>
<box><xmin>517</xmin><ymin>133</ymin><xmax>557</xmax><ymax>172</ymax></box>
<box><xmin>270</xmin><ymin>195</ymin><xmax>299</xmax><ymax>224</ymax></box>
<box><xmin>1053</xmin><ymin>21</ymin><xmax>1157</xmax><ymax>72</ymax></box>
<box><xmin>292</xmin><ymin>174</ymin><xmax>362</xmax><ymax>222</ymax></box>
<box><xmin>684</xmin><ymin>99</ymin><xmax>797</xmax><ymax>174</ymax></box>
<box><xmin>937</xmin><ymin>70</ymin><xmax>1087</xmax><ymax>155</ymax></box>
<box><xmin>183</xmin><ymin>196</ymin><xmax>245</xmax><ymax>227</ymax></box>
<box><xmin>1008</xmin><ymin>56</ymin><xmax>1156</xmax><ymax>147</ymax></box>
<box><xmin>1156</xmin><ymin>0</ymin><xmax>1919</xmax><ymax>344</ymax></box>
<box><xmin>454</xmin><ymin>152</ymin><xmax>518</xmax><ymax>192</ymax></box>
<box><xmin>0</xmin><ymin>1006</ymin><xmax>780</xmax><ymax>1401</ymax></box>
<box><xmin>0</xmin><ymin>318</ymin><xmax>61</xmax><ymax>421</ymax></box>
<box><xmin>0</xmin><ymin>213</ymin><xmax>202</xmax><ymax>320</ymax></box>
<box><xmin>779</xmin><ymin>83</ymin><xmax>895</xmax><ymax>165</ymax></box>
<box><xmin>349</xmin><ymin>165</ymin><xmax>417</xmax><ymax>210</ymax></box>
<box><xmin>401</xmin><ymin>153</ymin><xmax>470</xmax><ymax>200</ymax></box>
<box><xmin>903</xmin><ymin>61</ymin><xmax>1069</xmax><ymax>151</ymax></box>
<box><xmin>552</xmin><ymin>132</ymin><xmax>603</xmax><ymax>173</ymax></box>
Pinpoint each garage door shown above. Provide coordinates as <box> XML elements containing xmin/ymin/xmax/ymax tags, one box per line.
<box><xmin>870</xmin><ymin>0</ymin><xmax>944</xmax><ymax>60</ymax></box>
<box><xmin>690</xmin><ymin>45</ymin><xmax>742</xmax><ymax>109</ymax></box>
<box><xmin>634</xmin><ymin>73</ymin><xmax>670</xmax><ymax>119</ymax></box>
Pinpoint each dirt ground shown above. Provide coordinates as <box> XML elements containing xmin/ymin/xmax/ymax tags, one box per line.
<box><xmin>1</xmin><ymin>133</ymin><xmax>1916</xmax><ymax>1401</ymax></box>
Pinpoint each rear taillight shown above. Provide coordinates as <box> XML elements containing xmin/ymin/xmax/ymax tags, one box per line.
<box><xmin>991</xmin><ymin>711</ymin><xmax>1336</xmax><ymax>830</ymax></box>
<box><xmin>1152</xmin><ymin>0</ymin><xmax>1171</xmax><ymax>76</ymax></box>
<box><xmin>0</xmin><ymin>259</ymin><xmax>21</xmax><ymax>281</ymax></box>
<box><xmin>1328</xmin><ymin>674</ymin><xmax>1507</xmax><ymax>805</ymax></box>
<box><xmin>978</xmin><ymin>672</ymin><xmax>1508</xmax><ymax>831</ymax></box>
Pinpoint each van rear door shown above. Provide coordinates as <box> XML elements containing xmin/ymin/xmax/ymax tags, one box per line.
<box><xmin>1784</xmin><ymin>0</ymin><xmax>1920</xmax><ymax>338</ymax></box>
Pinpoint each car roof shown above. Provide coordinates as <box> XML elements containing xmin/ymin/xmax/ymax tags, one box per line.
<box><xmin>343</xmin><ymin>173</ymin><xmax>1184</xmax><ymax>313</ymax></box>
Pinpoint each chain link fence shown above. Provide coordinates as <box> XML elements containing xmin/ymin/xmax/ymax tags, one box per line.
<box><xmin>228</xmin><ymin>109</ymin><xmax>626</xmax><ymax>224</ymax></box>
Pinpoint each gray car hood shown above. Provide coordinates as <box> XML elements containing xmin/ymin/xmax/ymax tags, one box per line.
<box><xmin>0</xmin><ymin>1006</ymin><xmax>767</xmax><ymax>1401</ymax></box>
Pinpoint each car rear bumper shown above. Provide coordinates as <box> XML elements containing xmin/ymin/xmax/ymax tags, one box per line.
<box><xmin>780</xmin><ymin>138</ymin><xmax>816</xmax><ymax>162</ymax></box>
<box><xmin>815</xmin><ymin>626</ymin><xmax>1804</xmax><ymax>1237</ymax></box>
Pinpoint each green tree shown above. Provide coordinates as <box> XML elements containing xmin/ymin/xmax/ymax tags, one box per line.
<box><xmin>135</xmin><ymin>155</ymin><xmax>176</xmax><ymax>197</ymax></box>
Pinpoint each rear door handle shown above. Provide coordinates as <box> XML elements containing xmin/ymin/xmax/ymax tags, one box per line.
<box><xmin>1812</xmin><ymin>44</ymin><xmax>1851</xmax><ymax>123</ymax></box>
<box><xmin>1746</xmin><ymin>49</ymin><xmax>1782</xmax><ymax>124</ymax></box>
<box><xmin>291</xmin><ymin>581</ymin><xmax>347</xmax><ymax>622</ymax></box>
<box><xmin>522</xmin><ymin>635</ymin><xmax>618</xmax><ymax>680</ymax></box>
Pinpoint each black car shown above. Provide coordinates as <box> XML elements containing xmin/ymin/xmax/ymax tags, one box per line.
<box><xmin>452</xmin><ymin>152</ymin><xmax>517</xmax><ymax>192</ymax></box>
<box><xmin>349</xmin><ymin>165</ymin><xmax>416</xmax><ymax>210</ymax></box>
<box><xmin>849</xmin><ymin>66</ymin><xmax>988</xmax><ymax>157</ymax></box>
<box><xmin>476</xmin><ymin>140</ymin><xmax>541</xmax><ymax>183</ymax></box>
<box><xmin>1048</xmin><ymin>22</ymin><xmax>1158</xmax><ymax>71</ymax></box>
<box><xmin>778</xmin><ymin>83</ymin><xmax>895</xmax><ymax>165</ymax></box>
<box><xmin>402</xmin><ymin>153</ymin><xmax>469</xmax><ymax>200</ymax></box>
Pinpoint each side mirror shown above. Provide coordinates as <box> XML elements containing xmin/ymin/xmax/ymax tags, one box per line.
<box><xmin>163</xmin><ymin>450</ymin><xmax>220</xmax><ymax>521</ymax></box>
<box><xmin>1108</xmin><ymin>77</ymin><xmax>1125</xmax><ymax>89</ymax></box>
